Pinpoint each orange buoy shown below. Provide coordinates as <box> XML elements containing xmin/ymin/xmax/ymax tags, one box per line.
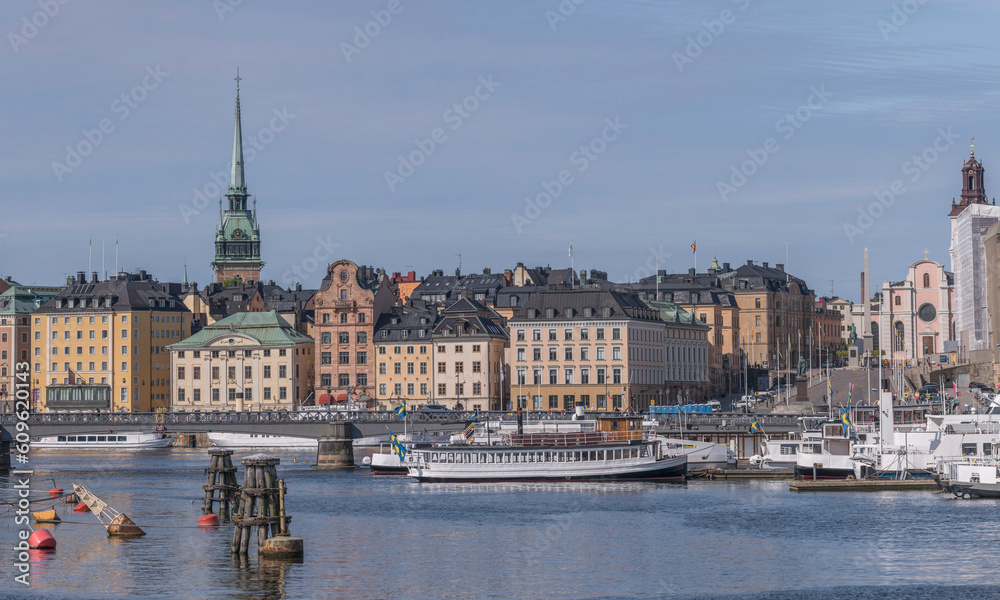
<box><xmin>48</xmin><ymin>488</ymin><xmax>64</xmax><ymax>497</ymax></box>
<box><xmin>198</xmin><ymin>514</ymin><xmax>220</xmax><ymax>527</ymax></box>
<box><xmin>74</xmin><ymin>502</ymin><xmax>90</xmax><ymax>512</ymax></box>
<box><xmin>28</xmin><ymin>529</ymin><xmax>56</xmax><ymax>550</ymax></box>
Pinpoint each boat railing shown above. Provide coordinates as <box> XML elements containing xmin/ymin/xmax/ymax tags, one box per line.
<box><xmin>507</xmin><ymin>430</ymin><xmax>643</xmax><ymax>447</ymax></box>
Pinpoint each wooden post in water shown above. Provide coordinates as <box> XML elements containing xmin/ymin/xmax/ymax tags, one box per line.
<box><xmin>231</xmin><ymin>454</ymin><xmax>282</xmax><ymax>555</ymax></box>
<box><xmin>202</xmin><ymin>448</ymin><xmax>239</xmax><ymax>521</ymax></box>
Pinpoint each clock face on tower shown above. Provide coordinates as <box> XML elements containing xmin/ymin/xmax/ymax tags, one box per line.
<box><xmin>233</xmin><ymin>228</ymin><xmax>244</xmax><ymax>239</ymax></box>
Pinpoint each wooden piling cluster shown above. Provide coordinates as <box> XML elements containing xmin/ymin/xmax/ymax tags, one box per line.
<box><xmin>231</xmin><ymin>454</ymin><xmax>291</xmax><ymax>555</ymax></box>
<box><xmin>202</xmin><ymin>449</ymin><xmax>239</xmax><ymax>521</ymax></box>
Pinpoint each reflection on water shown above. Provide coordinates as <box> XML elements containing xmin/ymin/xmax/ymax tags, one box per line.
<box><xmin>4</xmin><ymin>449</ymin><xmax>1000</xmax><ymax>599</ymax></box>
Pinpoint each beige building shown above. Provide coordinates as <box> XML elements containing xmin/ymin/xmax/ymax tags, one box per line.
<box><xmin>507</xmin><ymin>290</ymin><xmax>695</xmax><ymax>413</ymax></box>
<box><xmin>373</xmin><ymin>301</ymin><xmax>437</xmax><ymax>410</ymax></box>
<box><xmin>169</xmin><ymin>311</ymin><xmax>314</xmax><ymax>411</ymax></box>
<box><xmin>429</xmin><ymin>299</ymin><xmax>508</xmax><ymax>411</ymax></box>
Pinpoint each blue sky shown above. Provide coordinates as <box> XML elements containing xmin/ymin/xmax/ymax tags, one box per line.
<box><xmin>3</xmin><ymin>0</ymin><xmax>999</xmax><ymax>303</ymax></box>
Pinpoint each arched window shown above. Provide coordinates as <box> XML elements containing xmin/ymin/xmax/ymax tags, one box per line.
<box><xmin>923</xmin><ymin>273</ymin><xmax>930</xmax><ymax>288</ymax></box>
<box><xmin>894</xmin><ymin>321</ymin><xmax>905</xmax><ymax>352</ymax></box>
<box><xmin>895</xmin><ymin>295</ymin><xmax>901</xmax><ymax>306</ymax></box>
<box><xmin>970</xmin><ymin>175</ymin><xmax>975</xmax><ymax>190</ymax></box>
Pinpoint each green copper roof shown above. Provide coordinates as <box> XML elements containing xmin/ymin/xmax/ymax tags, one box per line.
<box><xmin>642</xmin><ymin>299</ymin><xmax>705</xmax><ymax>327</ymax></box>
<box><xmin>169</xmin><ymin>310</ymin><xmax>312</xmax><ymax>348</ymax></box>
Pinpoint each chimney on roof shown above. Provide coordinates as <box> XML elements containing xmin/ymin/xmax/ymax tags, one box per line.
<box><xmin>76</xmin><ymin>271</ymin><xmax>85</xmax><ymax>284</ymax></box>
<box><xmin>91</xmin><ymin>272</ymin><xmax>98</xmax><ymax>283</ymax></box>
<box><xmin>762</xmin><ymin>262</ymin><xmax>768</xmax><ymax>269</ymax></box>
<box><xmin>746</xmin><ymin>260</ymin><xmax>753</xmax><ymax>266</ymax></box>
<box><xmin>723</xmin><ymin>262</ymin><xmax>730</xmax><ymax>271</ymax></box>
<box><xmin>295</xmin><ymin>282</ymin><xmax>302</xmax><ymax>292</ymax></box>
<box><xmin>455</xmin><ymin>267</ymin><xmax>461</xmax><ymax>277</ymax></box>
<box><xmin>138</xmin><ymin>269</ymin><xmax>147</xmax><ymax>281</ymax></box>
<box><xmin>776</xmin><ymin>263</ymin><xmax>784</xmax><ymax>272</ymax></box>
<box><xmin>483</xmin><ymin>267</ymin><xmax>491</xmax><ymax>275</ymax></box>
<box><xmin>688</xmin><ymin>268</ymin><xmax>695</xmax><ymax>276</ymax></box>
<box><xmin>503</xmin><ymin>269</ymin><xmax>513</xmax><ymax>285</ymax></box>
<box><xmin>580</xmin><ymin>270</ymin><xmax>588</xmax><ymax>285</ymax></box>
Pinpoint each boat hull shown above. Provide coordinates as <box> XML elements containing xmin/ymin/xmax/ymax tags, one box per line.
<box><xmin>793</xmin><ymin>465</ymin><xmax>855</xmax><ymax>480</ymax></box>
<box><xmin>369</xmin><ymin>452</ymin><xmax>407</xmax><ymax>475</ymax></box>
<box><xmin>408</xmin><ymin>456</ymin><xmax>687</xmax><ymax>483</ymax></box>
<box><xmin>208</xmin><ymin>433</ymin><xmax>317</xmax><ymax>449</ymax></box>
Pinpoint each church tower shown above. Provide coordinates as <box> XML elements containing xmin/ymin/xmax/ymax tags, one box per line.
<box><xmin>211</xmin><ymin>70</ymin><xmax>264</xmax><ymax>284</ymax></box>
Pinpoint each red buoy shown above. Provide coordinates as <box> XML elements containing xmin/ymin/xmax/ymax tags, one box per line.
<box><xmin>198</xmin><ymin>514</ymin><xmax>220</xmax><ymax>527</ymax></box>
<box><xmin>74</xmin><ymin>502</ymin><xmax>90</xmax><ymax>512</ymax></box>
<box><xmin>28</xmin><ymin>529</ymin><xmax>56</xmax><ymax>550</ymax></box>
<box><xmin>48</xmin><ymin>488</ymin><xmax>63</xmax><ymax>497</ymax></box>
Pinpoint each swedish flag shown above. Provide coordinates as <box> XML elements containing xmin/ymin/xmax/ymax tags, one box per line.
<box><xmin>748</xmin><ymin>417</ymin><xmax>761</xmax><ymax>434</ymax></box>
<box><xmin>840</xmin><ymin>401</ymin><xmax>852</xmax><ymax>438</ymax></box>
<box><xmin>394</xmin><ymin>403</ymin><xmax>406</xmax><ymax>419</ymax></box>
<box><xmin>390</xmin><ymin>433</ymin><xmax>406</xmax><ymax>460</ymax></box>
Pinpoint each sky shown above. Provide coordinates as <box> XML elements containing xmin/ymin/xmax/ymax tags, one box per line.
<box><xmin>3</xmin><ymin>0</ymin><xmax>1000</xmax><ymax>303</ymax></box>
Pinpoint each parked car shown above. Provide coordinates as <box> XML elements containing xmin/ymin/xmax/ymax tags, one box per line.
<box><xmin>970</xmin><ymin>382</ymin><xmax>990</xmax><ymax>391</ymax></box>
<box><xmin>734</xmin><ymin>399</ymin><xmax>753</xmax><ymax>412</ymax></box>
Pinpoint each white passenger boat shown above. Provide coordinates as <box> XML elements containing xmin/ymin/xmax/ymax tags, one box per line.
<box><xmin>208</xmin><ymin>432</ymin><xmax>317</xmax><ymax>449</ymax></box>
<box><xmin>937</xmin><ymin>458</ymin><xmax>1000</xmax><ymax>498</ymax></box>
<box><xmin>404</xmin><ymin>416</ymin><xmax>687</xmax><ymax>483</ymax></box>
<box><xmin>32</xmin><ymin>431</ymin><xmax>172</xmax><ymax>449</ymax></box>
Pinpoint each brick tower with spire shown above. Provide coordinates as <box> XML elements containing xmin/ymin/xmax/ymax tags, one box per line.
<box><xmin>211</xmin><ymin>70</ymin><xmax>264</xmax><ymax>284</ymax></box>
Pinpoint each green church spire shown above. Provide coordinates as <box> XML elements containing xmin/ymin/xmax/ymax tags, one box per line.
<box><xmin>230</xmin><ymin>69</ymin><xmax>246</xmax><ymax>195</ymax></box>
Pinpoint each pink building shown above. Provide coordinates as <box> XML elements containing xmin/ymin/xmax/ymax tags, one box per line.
<box><xmin>878</xmin><ymin>257</ymin><xmax>955</xmax><ymax>364</ymax></box>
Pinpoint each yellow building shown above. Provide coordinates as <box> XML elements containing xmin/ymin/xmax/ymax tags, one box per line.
<box><xmin>31</xmin><ymin>271</ymin><xmax>192</xmax><ymax>413</ymax></box>
<box><xmin>169</xmin><ymin>311</ymin><xmax>314</xmax><ymax>411</ymax></box>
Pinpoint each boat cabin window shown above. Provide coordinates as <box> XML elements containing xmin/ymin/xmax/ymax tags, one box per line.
<box><xmin>67</xmin><ymin>436</ymin><xmax>76</xmax><ymax>442</ymax></box>
<box><xmin>962</xmin><ymin>443</ymin><xmax>977</xmax><ymax>456</ymax></box>
<box><xmin>985</xmin><ymin>443</ymin><xmax>993</xmax><ymax>456</ymax></box>
<box><xmin>431</xmin><ymin>452</ymin><xmax>439</xmax><ymax>462</ymax></box>
<box><xmin>780</xmin><ymin>445</ymin><xmax>798</xmax><ymax>455</ymax></box>
<box><xmin>803</xmin><ymin>444</ymin><xmax>821</xmax><ymax>454</ymax></box>
<box><xmin>87</xmin><ymin>436</ymin><xmax>97</xmax><ymax>442</ymax></box>
<box><xmin>118</xmin><ymin>436</ymin><xmax>127</xmax><ymax>442</ymax></box>
<box><xmin>97</xmin><ymin>436</ymin><xmax>107</xmax><ymax>442</ymax></box>
<box><xmin>57</xmin><ymin>436</ymin><xmax>66</xmax><ymax>442</ymax></box>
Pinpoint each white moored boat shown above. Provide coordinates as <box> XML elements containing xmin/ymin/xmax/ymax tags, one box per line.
<box><xmin>208</xmin><ymin>432</ymin><xmax>317</xmax><ymax>448</ymax></box>
<box><xmin>404</xmin><ymin>415</ymin><xmax>687</xmax><ymax>483</ymax></box>
<box><xmin>32</xmin><ymin>431</ymin><xmax>172</xmax><ymax>449</ymax></box>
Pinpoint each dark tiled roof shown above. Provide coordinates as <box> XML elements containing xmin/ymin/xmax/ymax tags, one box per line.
<box><xmin>509</xmin><ymin>289</ymin><xmax>662</xmax><ymax>323</ymax></box>
<box><xmin>373</xmin><ymin>301</ymin><xmax>437</xmax><ymax>343</ymax></box>
<box><xmin>718</xmin><ymin>262</ymin><xmax>812</xmax><ymax>295</ymax></box>
<box><xmin>35</xmin><ymin>274</ymin><xmax>187</xmax><ymax>314</ymax></box>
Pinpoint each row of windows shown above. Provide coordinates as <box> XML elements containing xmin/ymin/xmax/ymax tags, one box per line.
<box><xmin>514</xmin><ymin>394</ymin><xmax>620</xmax><ymax>410</ymax></box>
<box><xmin>177</xmin><ymin>386</ymin><xmax>289</xmax><ymax>402</ymax></box>
<box><xmin>516</xmin><ymin>328</ymin><xmax>617</xmax><ymax>342</ymax></box>
<box><xmin>321</xmin><ymin>332</ymin><xmax>368</xmax><ymax>345</ymax></box>
<box><xmin>319</xmin><ymin>373</ymin><xmax>367</xmax><ymax>388</ymax></box>
<box><xmin>321</xmin><ymin>352</ymin><xmax>368</xmax><ymax>365</ymax></box>
<box><xmin>377</xmin><ymin>381</ymin><xmax>483</xmax><ymax>397</ymax></box>
<box><xmin>177</xmin><ymin>364</ymin><xmax>293</xmax><ymax>380</ymax></box>
<box><xmin>320</xmin><ymin>310</ymin><xmax>367</xmax><ymax>324</ymax></box>
<box><xmin>516</xmin><ymin>346</ymin><xmax>622</xmax><ymax>362</ymax></box>
<box><xmin>175</xmin><ymin>349</ymin><xmax>293</xmax><ymax>358</ymax></box>
<box><xmin>515</xmin><ymin>366</ymin><xmax>622</xmax><ymax>385</ymax></box>
<box><xmin>375</xmin><ymin>361</ymin><xmax>485</xmax><ymax>375</ymax></box>
<box><xmin>39</xmin><ymin>314</ymin><xmax>184</xmax><ymax>326</ymax></box>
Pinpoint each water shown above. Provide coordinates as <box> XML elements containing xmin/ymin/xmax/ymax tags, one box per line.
<box><xmin>4</xmin><ymin>448</ymin><xmax>1000</xmax><ymax>600</ymax></box>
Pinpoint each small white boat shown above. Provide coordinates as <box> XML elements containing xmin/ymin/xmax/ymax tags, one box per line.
<box><xmin>32</xmin><ymin>432</ymin><xmax>172</xmax><ymax>449</ymax></box>
<box><xmin>208</xmin><ymin>432</ymin><xmax>317</xmax><ymax>449</ymax></box>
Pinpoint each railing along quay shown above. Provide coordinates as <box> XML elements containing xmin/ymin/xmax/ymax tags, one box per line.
<box><xmin>0</xmin><ymin>410</ymin><xmax>807</xmax><ymax>430</ymax></box>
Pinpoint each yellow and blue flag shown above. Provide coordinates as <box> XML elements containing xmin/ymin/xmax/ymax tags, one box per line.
<box><xmin>394</xmin><ymin>403</ymin><xmax>406</xmax><ymax>419</ymax></box>
<box><xmin>840</xmin><ymin>401</ymin><xmax>852</xmax><ymax>438</ymax></box>
<box><xmin>748</xmin><ymin>417</ymin><xmax>761</xmax><ymax>434</ymax></box>
<box><xmin>390</xmin><ymin>433</ymin><xmax>406</xmax><ymax>460</ymax></box>
<box><xmin>847</xmin><ymin>383</ymin><xmax>854</xmax><ymax>405</ymax></box>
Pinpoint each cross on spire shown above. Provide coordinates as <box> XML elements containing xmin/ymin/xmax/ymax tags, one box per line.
<box><xmin>923</xmin><ymin>248</ymin><xmax>929</xmax><ymax>260</ymax></box>
<box><xmin>235</xmin><ymin>68</ymin><xmax>242</xmax><ymax>93</ymax></box>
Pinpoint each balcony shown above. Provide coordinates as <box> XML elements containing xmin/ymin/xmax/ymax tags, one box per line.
<box><xmin>334</xmin><ymin>300</ymin><xmax>355</xmax><ymax>310</ymax></box>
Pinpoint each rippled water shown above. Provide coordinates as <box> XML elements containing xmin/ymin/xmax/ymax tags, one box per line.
<box><xmin>3</xmin><ymin>448</ymin><xmax>1000</xmax><ymax>600</ymax></box>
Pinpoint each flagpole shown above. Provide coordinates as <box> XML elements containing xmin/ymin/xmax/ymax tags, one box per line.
<box><xmin>569</xmin><ymin>240</ymin><xmax>574</xmax><ymax>290</ymax></box>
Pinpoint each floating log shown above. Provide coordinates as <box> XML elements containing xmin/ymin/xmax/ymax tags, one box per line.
<box><xmin>72</xmin><ymin>483</ymin><xmax>145</xmax><ymax>536</ymax></box>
